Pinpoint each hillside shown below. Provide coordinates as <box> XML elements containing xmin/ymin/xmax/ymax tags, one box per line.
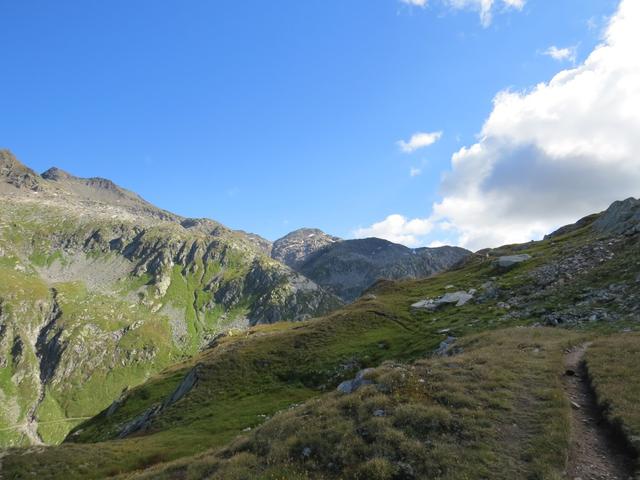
<box><xmin>273</xmin><ymin>230</ymin><xmax>471</xmax><ymax>302</ymax></box>
<box><xmin>3</xmin><ymin>197</ymin><xmax>639</xmax><ymax>479</ymax></box>
<box><xmin>0</xmin><ymin>150</ymin><xmax>342</xmax><ymax>447</ymax></box>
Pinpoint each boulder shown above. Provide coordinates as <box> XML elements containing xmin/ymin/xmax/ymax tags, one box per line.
<box><xmin>438</xmin><ymin>291</ymin><xmax>474</xmax><ymax>306</ymax></box>
<box><xmin>412</xmin><ymin>291</ymin><xmax>474</xmax><ymax>311</ymax></box>
<box><xmin>434</xmin><ymin>336</ymin><xmax>457</xmax><ymax>356</ymax></box>
<box><xmin>411</xmin><ymin>299</ymin><xmax>436</xmax><ymax>310</ymax></box>
<box><xmin>337</xmin><ymin>368</ymin><xmax>375</xmax><ymax>394</ymax></box>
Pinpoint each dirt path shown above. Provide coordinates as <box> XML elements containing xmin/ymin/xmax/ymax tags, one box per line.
<box><xmin>564</xmin><ymin>343</ymin><xmax>635</xmax><ymax>480</ymax></box>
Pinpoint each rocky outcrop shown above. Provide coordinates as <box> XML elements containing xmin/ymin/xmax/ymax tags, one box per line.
<box><xmin>35</xmin><ymin>292</ymin><xmax>65</xmax><ymax>385</ymax></box>
<box><xmin>117</xmin><ymin>365</ymin><xmax>200</xmax><ymax>438</ymax></box>
<box><xmin>593</xmin><ymin>198</ymin><xmax>640</xmax><ymax>236</ymax></box>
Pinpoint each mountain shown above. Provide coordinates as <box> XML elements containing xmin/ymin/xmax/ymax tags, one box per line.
<box><xmin>4</xmin><ymin>196</ymin><xmax>640</xmax><ymax>479</ymax></box>
<box><xmin>273</xmin><ymin>229</ymin><xmax>470</xmax><ymax>301</ymax></box>
<box><xmin>0</xmin><ymin>150</ymin><xmax>342</xmax><ymax>446</ymax></box>
<box><xmin>271</xmin><ymin>228</ymin><xmax>340</xmax><ymax>269</ymax></box>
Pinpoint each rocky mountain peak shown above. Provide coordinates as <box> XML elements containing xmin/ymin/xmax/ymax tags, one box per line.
<box><xmin>272</xmin><ymin>228</ymin><xmax>341</xmax><ymax>269</ymax></box>
<box><xmin>41</xmin><ymin>166</ymin><xmax>74</xmax><ymax>181</ymax></box>
<box><xmin>43</xmin><ymin>168</ymin><xmax>136</xmax><ymax>198</ymax></box>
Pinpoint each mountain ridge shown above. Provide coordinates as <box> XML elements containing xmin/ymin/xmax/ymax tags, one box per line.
<box><xmin>272</xmin><ymin>230</ymin><xmax>471</xmax><ymax>301</ymax></box>
<box><xmin>0</xmin><ymin>151</ymin><xmax>468</xmax><ymax>449</ymax></box>
<box><xmin>4</xmin><ymin>193</ymin><xmax>639</xmax><ymax>478</ymax></box>
<box><xmin>0</xmin><ymin>150</ymin><xmax>344</xmax><ymax>447</ymax></box>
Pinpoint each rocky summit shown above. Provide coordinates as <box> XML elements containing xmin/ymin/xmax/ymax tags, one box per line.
<box><xmin>271</xmin><ymin>228</ymin><xmax>341</xmax><ymax>269</ymax></box>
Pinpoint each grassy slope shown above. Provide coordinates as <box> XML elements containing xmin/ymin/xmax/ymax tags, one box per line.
<box><xmin>0</xmin><ymin>199</ymin><xmax>334</xmax><ymax>447</ymax></box>
<box><xmin>5</xmin><ymin>219</ymin><xmax>640</xmax><ymax>478</ymax></box>
<box><xmin>585</xmin><ymin>333</ymin><xmax>640</xmax><ymax>469</ymax></box>
<box><xmin>129</xmin><ymin>327</ymin><xmax>581</xmax><ymax>480</ymax></box>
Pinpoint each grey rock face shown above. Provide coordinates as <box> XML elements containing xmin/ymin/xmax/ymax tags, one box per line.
<box><xmin>292</xmin><ymin>237</ymin><xmax>470</xmax><ymax>302</ymax></box>
<box><xmin>272</xmin><ymin>228</ymin><xmax>340</xmax><ymax>269</ymax></box>
<box><xmin>496</xmin><ymin>254</ymin><xmax>531</xmax><ymax>269</ymax></box>
<box><xmin>593</xmin><ymin>197</ymin><xmax>640</xmax><ymax>236</ymax></box>
<box><xmin>35</xmin><ymin>294</ymin><xmax>65</xmax><ymax>384</ymax></box>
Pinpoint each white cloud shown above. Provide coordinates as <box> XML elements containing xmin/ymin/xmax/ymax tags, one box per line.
<box><xmin>400</xmin><ymin>0</ymin><xmax>428</xmax><ymax>6</ymax></box>
<box><xmin>364</xmin><ymin>0</ymin><xmax>638</xmax><ymax>250</ymax></box>
<box><xmin>410</xmin><ymin>167</ymin><xmax>422</xmax><ymax>177</ymax></box>
<box><xmin>444</xmin><ymin>0</ymin><xmax>525</xmax><ymax>26</ymax></box>
<box><xmin>429</xmin><ymin>0</ymin><xmax>640</xmax><ymax>250</ymax></box>
<box><xmin>399</xmin><ymin>0</ymin><xmax>525</xmax><ymax>26</ymax></box>
<box><xmin>397</xmin><ymin>131</ymin><xmax>442</xmax><ymax>153</ymax></box>
<box><xmin>543</xmin><ymin>45</ymin><xmax>577</xmax><ymax>63</ymax></box>
<box><xmin>354</xmin><ymin>214</ymin><xmax>433</xmax><ymax>247</ymax></box>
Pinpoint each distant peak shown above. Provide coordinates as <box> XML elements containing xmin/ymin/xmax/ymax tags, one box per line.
<box><xmin>281</xmin><ymin>228</ymin><xmax>340</xmax><ymax>241</ymax></box>
<box><xmin>41</xmin><ymin>166</ymin><xmax>122</xmax><ymax>193</ymax></box>
<box><xmin>41</xmin><ymin>167</ymin><xmax>74</xmax><ymax>181</ymax></box>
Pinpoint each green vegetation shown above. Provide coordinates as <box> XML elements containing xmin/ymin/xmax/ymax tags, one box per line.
<box><xmin>4</xmin><ymin>217</ymin><xmax>627</xmax><ymax>478</ymax></box>
<box><xmin>128</xmin><ymin>328</ymin><xmax>581</xmax><ymax>480</ymax></box>
<box><xmin>586</xmin><ymin>333</ymin><xmax>640</xmax><ymax>464</ymax></box>
<box><xmin>0</xmin><ymin>195</ymin><xmax>341</xmax><ymax>451</ymax></box>
<box><xmin>2</xmin><ymin>190</ymin><xmax>640</xmax><ymax>479</ymax></box>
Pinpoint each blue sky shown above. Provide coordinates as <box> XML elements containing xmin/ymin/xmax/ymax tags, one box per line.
<box><xmin>0</xmin><ymin>0</ymin><xmax>628</xmax><ymax>247</ymax></box>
